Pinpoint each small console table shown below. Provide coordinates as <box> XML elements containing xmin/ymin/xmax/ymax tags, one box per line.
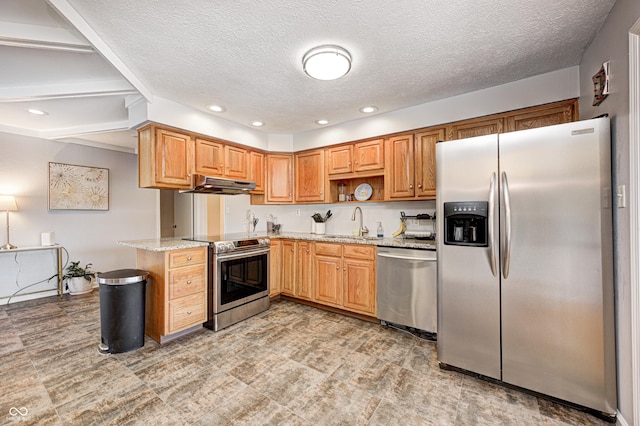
<box><xmin>0</xmin><ymin>244</ymin><xmax>64</xmax><ymax>299</ymax></box>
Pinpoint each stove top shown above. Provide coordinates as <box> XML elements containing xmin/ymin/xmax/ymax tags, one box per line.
<box><xmin>183</xmin><ymin>233</ymin><xmax>270</xmax><ymax>253</ymax></box>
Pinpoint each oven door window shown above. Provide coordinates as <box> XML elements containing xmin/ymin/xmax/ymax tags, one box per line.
<box><xmin>220</xmin><ymin>253</ymin><xmax>268</xmax><ymax>305</ymax></box>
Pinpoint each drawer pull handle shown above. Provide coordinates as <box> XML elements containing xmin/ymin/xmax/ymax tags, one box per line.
<box><xmin>187</xmin><ymin>256</ymin><xmax>192</xmax><ymax>261</ymax></box>
<box><xmin>186</xmin><ymin>280</ymin><xmax>192</xmax><ymax>284</ymax></box>
<box><xmin>187</xmin><ymin>310</ymin><xmax>192</xmax><ymax>315</ymax></box>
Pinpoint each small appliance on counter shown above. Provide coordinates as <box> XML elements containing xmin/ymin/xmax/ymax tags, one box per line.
<box><xmin>401</xmin><ymin>212</ymin><xmax>436</xmax><ymax>240</ymax></box>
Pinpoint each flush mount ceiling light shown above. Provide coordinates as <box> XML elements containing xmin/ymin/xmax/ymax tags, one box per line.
<box><xmin>208</xmin><ymin>105</ymin><xmax>225</xmax><ymax>113</ymax></box>
<box><xmin>302</xmin><ymin>45</ymin><xmax>352</xmax><ymax>81</ymax></box>
<box><xmin>251</xmin><ymin>121</ymin><xmax>265</xmax><ymax>127</ymax></box>
<box><xmin>315</xmin><ymin>119</ymin><xmax>329</xmax><ymax>125</ymax></box>
<box><xmin>27</xmin><ymin>108</ymin><xmax>48</xmax><ymax>116</ymax></box>
<box><xmin>359</xmin><ymin>106</ymin><xmax>378</xmax><ymax>114</ymax></box>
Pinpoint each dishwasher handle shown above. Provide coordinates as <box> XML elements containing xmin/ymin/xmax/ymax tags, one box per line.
<box><xmin>377</xmin><ymin>252</ymin><xmax>436</xmax><ymax>262</ymax></box>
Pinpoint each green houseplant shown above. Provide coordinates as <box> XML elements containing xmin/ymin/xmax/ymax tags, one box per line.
<box><xmin>63</xmin><ymin>261</ymin><xmax>96</xmax><ymax>295</ymax></box>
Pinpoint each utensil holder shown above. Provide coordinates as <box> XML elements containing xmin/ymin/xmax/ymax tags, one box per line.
<box><xmin>315</xmin><ymin>222</ymin><xmax>325</xmax><ymax>235</ymax></box>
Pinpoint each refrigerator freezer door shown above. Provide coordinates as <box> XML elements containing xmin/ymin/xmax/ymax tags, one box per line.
<box><xmin>499</xmin><ymin>118</ymin><xmax>616</xmax><ymax>414</ymax></box>
<box><xmin>436</xmin><ymin>134</ymin><xmax>501</xmax><ymax>379</ymax></box>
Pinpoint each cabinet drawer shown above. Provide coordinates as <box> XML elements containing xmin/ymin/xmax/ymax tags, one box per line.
<box><xmin>343</xmin><ymin>244</ymin><xmax>375</xmax><ymax>260</ymax></box>
<box><xmin>315</xmin><ymin>242</ymin><xmax>342</xmax><ymax>257</ymax></box>
<box><xmin>168</xmin><ymin>293</ymin><xmax>206</xmax><ymax>333</ymax></box>
<box><xmin>169</xmin><ymin>247</ymin><xmax>206</xmax><ymax>268</ymax></box>
<box><xmin>169</xmin><ymin>265</ymin><xmax>206</xmax><ymax>299</ymax></box>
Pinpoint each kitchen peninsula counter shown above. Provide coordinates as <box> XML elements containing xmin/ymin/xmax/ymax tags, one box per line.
<box><xmin>118</xmin><ymin>238</ymin><xmax>208</xmax><ymax>251</ymax></box>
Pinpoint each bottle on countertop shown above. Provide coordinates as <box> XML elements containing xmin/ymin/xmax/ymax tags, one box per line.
<box><xmin>377</xmin><ymin>222</ymin><xmax>384</xmax><ymax>238</ymax></box>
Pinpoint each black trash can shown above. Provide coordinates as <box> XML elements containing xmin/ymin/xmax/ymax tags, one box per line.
<box><xmin>97</xmin><ymin>269</ymin><xmax>149</xmax><ymax>354</ymax></box>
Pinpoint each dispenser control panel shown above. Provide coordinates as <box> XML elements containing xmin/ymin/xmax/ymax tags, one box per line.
<box><xmin>443</xmin><ymin>201</ymin><xmax>489</xmax><ymax>247</ymax></box>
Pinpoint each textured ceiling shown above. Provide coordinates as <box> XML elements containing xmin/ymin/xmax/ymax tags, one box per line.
<box><xmin>0</xmin><ymin>0</ymin><xmax>616</xmax><ymax>147</ymax></box>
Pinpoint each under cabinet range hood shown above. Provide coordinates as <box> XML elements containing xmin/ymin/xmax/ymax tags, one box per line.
<box><xmin>180</xmin><ymin>175</ymin><xmax>256</xmax><ymax>195</ymax></box>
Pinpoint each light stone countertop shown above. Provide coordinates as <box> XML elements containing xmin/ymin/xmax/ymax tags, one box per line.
<box><xmin>118</xmin><ymin>238</ymin><xmax>209</xmax><ymax>252</ymax></box>
<box><xmin>118</xmin><ymin>233</ymin><xmax>435</xmax><ymax>251</ymax></box>
<box><xmin>269</xmin><ymin>232</ymin><xmax>436</xmax><ymax>250</ymax></box>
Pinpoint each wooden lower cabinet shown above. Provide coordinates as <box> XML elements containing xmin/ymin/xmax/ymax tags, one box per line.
<box><xmin>136</xmin><ymin>246</ymin><xmax>207</xmax><ymax>343</ymax></box>
<box><xmin>272</xmin><ymin>240</ymin><xmax>376</xmax><ymax>317</ymax></box>
<box><xmin>280</xmin><ymin>239</ymin><xmax>296</xmax><ymax>296</ymax></box>
<box><xmin>269</xmin><ymin>239</ymin><xmax>282</xmax><ymax>296</ymax></box>
<box><xmin>296</xmin><ymin>241</ymin><xmax>314</xmax><ymax>300</ymax></box>
<box><xmin>314</xmin><ymin>243</ymin><xmax>343</xmax><ymax>308</ymax></box>
<box><xmin>341</xmin><ymin>244</ymin><xmax>376</xmax><ymax>316</ymax></box>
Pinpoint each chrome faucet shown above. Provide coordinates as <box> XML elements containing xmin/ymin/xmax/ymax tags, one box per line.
<box><xmin>351</xmin><ymin>206</ymin><xmax>369</xmax><ymax>237</ymax></box>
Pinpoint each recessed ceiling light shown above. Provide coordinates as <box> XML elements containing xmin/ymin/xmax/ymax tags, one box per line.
<box><xmin>251</xmin><ymin>121</ymin><xmax>265</xmax><ymax>127</ymax></box>
<box><xmin>303</xmin><ymin>45</ymin><xmax>352</xmax><ymax>81</ymax></box>
<box><xmin>27</xmin><ymin>108</ymin><xmax>48</xmax><ymax>116</ymax></box>
<box><xmin>315</xmin><ymin>119</ymin><xmax>329</xmax><ymax>125</ymax></box>
<box><xmin>359</xmin><ymin>106</ymin><xmax>378</xmax><ymax>114</ymax></box>
<box><xmin>208</xmin><ymin>105</ymin><xmax>225</xmax><ymax>113</ymax></box>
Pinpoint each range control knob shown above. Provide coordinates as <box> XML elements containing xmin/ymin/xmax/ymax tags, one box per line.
<box><xmin>258</xmin><ymin>238</ymin><xmax>270</xmax><ymax>246</ymax></box>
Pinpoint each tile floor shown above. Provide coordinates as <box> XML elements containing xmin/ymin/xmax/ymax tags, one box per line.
<box><xmin>1</xmin><ymin>292</ymin><xmax>611</xmax><ymax>425</ymax></box>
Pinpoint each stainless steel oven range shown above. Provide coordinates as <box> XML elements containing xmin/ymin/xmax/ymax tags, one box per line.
<box><xmin>183</xmin><ymin>234</ymin><xmax>270</xmax><ymax>331</ymax></box>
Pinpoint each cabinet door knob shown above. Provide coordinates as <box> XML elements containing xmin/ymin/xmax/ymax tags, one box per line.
<box><xmin>187</xmin><ymin>310</ymin><xmax>192</xmax><ymax>315</ymax></box>
<box><xmin>306</xmin><ymin>249</ymin><xmax>310</xmax><ymax>253</ymax></box>
<box><xmin>418</xmin><ymin>184</ymin><xmax>422</xmax><ymax>188</ymax></box>
<box><xmin>186</xmin><ymin>280</ymin><xmax>192</xmax><ymax>284</ymax></box>
<box><xmin>336</xmin><ymin>266</ymin><xmax>339</xmax><ymax>270</ymax></box>
<box><xmin>409</xmin><ymin>185</ymin><xmax>413</xmax><ymax>189</ymax></box>
<box><xmin>291</xmin><ymin>249</ymin><xmax>294</xmax><ymax>252</ymax></box>
<box><xmin>355</xmin><ymin>161</ymin><xmax>358</xmax><ymax>165</ymax></box>
<box><xmin>187</xmin><ymin>256</ymin><xmax>192</xmax><ymax>261</ymax></box>
<box><xmin>343</xmin><ymin>267</ymin><xmax>346</xmax><ymax>271</ymax></box>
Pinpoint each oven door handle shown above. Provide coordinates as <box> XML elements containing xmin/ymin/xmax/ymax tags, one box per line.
<box><xmin>215</xmin><ymin>248</ymin><xmax>271</xmax><ymax>261</ymax></box>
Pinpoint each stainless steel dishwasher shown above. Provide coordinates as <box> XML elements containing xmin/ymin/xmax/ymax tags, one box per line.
<box><xmin>376</xmin><ymin>246</ymin><xmax>437</xmax><ymax>336</ymax></box>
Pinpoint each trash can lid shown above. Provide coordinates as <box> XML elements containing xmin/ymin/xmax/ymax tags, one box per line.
<box><xmin>97</xmin><ymin>269</ymin><xmax>149</xmax><ymax>285</ymax></box>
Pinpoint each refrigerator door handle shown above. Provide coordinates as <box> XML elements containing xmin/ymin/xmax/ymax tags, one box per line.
<box><xmin>488</xmin><ymin>172</ymin><xmax>497</xmax><ymax>277</ymax></box>
<box><xmin>502</xmin><ymin>171</ymin><xmax>512</xmax><ymax>279</ymax></box>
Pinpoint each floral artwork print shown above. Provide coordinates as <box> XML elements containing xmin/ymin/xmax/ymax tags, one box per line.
<box><xmin>48</xmin><ymin>162</ymin><xmax>109</xmax><ymax>210</ymax></box>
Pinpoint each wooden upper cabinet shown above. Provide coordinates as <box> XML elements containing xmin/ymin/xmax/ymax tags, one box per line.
<box><xmin>353</xmin><ymin>138</ymin><xmax>384</xmax><ymax>172</ymax></box>
<box><xmin>195</xmin><ymin>138</ymin><xmax>224</xmax><ymax>176</ymax></box>
<box><xmin>138</xmin><ymin>125</ymin><xmax>194</xmax><ymax>189</ymax></box>
<box><xmin>386</xmin><ymin>133</ymin><xmax>415</xmax><ymax>199</ymax></box>
<box><xmin>327</xmin><ymin>145</ymin><xmax>353</xmax><ymax>175</ymax></box>
<box><xmin>327</xmin><ymin>139</ymin><xmax>384</xmax><ymax>175</ymax></box>
<box><xmin>446</xmin><ymin>116</ymin><xmax>504</xmax><ymax>141</ymax></box>
<box><xmin>295</xmin><ymin>149</ymin><xmax>326</xmax><ymax>203</ymax></box>
<box><xmin>505</xmin><ymin>99</ymin><xmax>578</xmax><ymax>133</ymax></box>
<box><xmin>195</xmin><ymin>137</ymin><xmax>247</xmax><ymax>179</ymax></box>
<box><xmin>414</xmin><ymin>128</ymin><xmax>445</xmax><ymax>199</ymax></box>
<box><xmin>249</xmin><ymin>151</ymin><xmax>265</xmax><ymax>194</ymax></box>
<box><xmin>224</xmin><ymin>145</ymin><xmax>248</xmax><ymax>179</ymax></box>
<box><xmin>266</xmin><ymin>153</ymin><xmax>294</xmax><ymax>204</ymax></box>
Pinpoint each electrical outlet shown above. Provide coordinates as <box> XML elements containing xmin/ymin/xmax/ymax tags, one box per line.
<box><xmin>296</xmin><ymin>209</ymin><xmax>301</xmax><ymax>216</ymax></box>
<box><xmin>226</xmin><ymin>208</ymin><xmax>230</xmax><ymax>214</ymax></box>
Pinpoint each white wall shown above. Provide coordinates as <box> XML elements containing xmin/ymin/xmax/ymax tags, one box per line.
<box><xmin>222</xmin><ymin>194</ymin><xmax>434</xmax><ymax>237</ymax></box>
<box><xmin>292</xmin><ymin>67</ymin><xmax>580</xmax><ymax>150</ymax></box>
<box><xmin>579</xmin><ymin>0</ymin><xmax>640</xmax><ymax>424</ymax></box>
<box><xmin>0</xmin><ymin>132</ymin><xmax>157</xmax><ymax>304</ymax></box>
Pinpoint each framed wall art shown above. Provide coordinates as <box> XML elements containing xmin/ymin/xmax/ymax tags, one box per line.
<box><xmin>48</xmin><ymin>162</ymin><xmax>110</xmax><ymax>210</ymax></box>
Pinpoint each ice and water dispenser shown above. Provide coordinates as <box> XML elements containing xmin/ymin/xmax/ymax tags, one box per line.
<box><xmin>443</xmin><ymin>201</ymin><xmax>488</xmax><ymax>247</ymax></box>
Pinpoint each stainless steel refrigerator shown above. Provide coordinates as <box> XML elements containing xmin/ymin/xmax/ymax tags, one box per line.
<box><xmin>435</xmin><ymin>117</ymin><xmax>617</xmax><ymax>417</ymax></box>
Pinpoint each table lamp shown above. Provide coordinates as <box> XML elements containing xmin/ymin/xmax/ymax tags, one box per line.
<box><xmin>0</xmin><ymin>195</ymin><xmax>18</xmax><ymax>250</ymax></box>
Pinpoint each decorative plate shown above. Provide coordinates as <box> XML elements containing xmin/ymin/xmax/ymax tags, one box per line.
<box><xmin>354</xmin><ymin>183</ymin><xmax>373</xmax><ymax>201</ymax></box>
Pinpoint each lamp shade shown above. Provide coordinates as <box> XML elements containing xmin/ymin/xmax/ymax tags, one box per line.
<box><xmin>0</xmin><ymin>195</ymin><xmax>18</xmax><ymax>211</ymax></box>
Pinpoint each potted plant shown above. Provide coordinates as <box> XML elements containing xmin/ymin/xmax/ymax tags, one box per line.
<box><xmin>64</xmin><ymin>261</ymin><xmax>96</xmax><ymax>295</ymax></box>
